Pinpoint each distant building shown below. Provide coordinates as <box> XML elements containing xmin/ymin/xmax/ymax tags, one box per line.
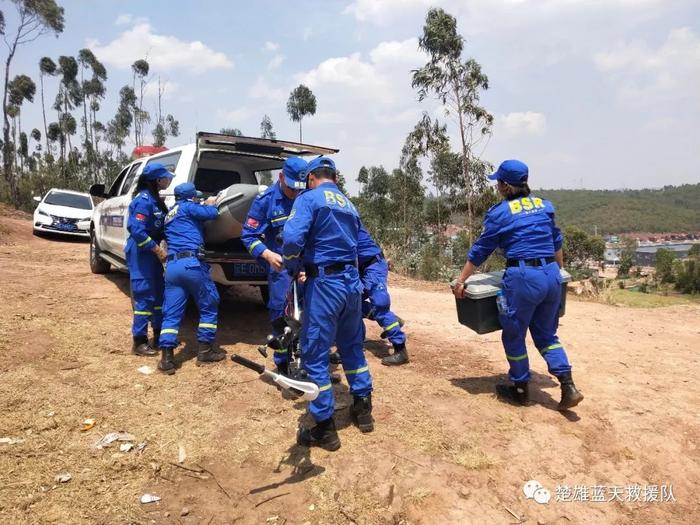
<box><xmin>605</xmin><ymin>244</ymin><xmax>621</xmax><ymax>265</ymax></box>
<box><xmin>634</xmin><ymin>243</ymin><xmax>696</xmax><ymax>266</ymax></box>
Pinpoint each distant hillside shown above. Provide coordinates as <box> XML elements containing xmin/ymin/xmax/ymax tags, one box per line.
<box><xmin>536</xmin><ymin>184</ymin><xmax>700</xmax><ymax>235</ymax></box>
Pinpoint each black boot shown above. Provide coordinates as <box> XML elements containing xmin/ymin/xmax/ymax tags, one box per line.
<box><xmin>158</xmin><ymin>348</ymin><xmax>176</xmax><ymax>375</ymax></box>
<box><xmin>197</xmin><ymin>342</ymin><xmax>226</xmax><ymax>364</ymax></box>
<box><xmin>557</xmin><ymin>373</ymin><xmax>584</xmax><ymax>410</ymax></box>
<box><xmin>351</xmin><ymin>394</ymin><xmax>374</xmax><ymax>433</ymax></box>
<box><xmin>329</xmin><ymin>352</ymin><xmax>342</xmax><ymax>365</ymax></box>
<box><xmin>151</xmin><ymin>329</ymin><xmax>161</xmax><ymax>351</ymax></box>
<box><xmin>381</xmin><ymin>342</ymin><xmax>409</xmax><ymax>366</ymax></box>
<box><xmin>132</xmin><ymin>335</ymin><xmax>158</xmax><ymax>356</ymax></box>
<box><xmin>496</xmin><ymin>381</ymin><xmax>530</xmax><ymax>406</ymax></box>
<box><xmin>297</xmin><ymin>417</ymin><xmax>341</xmax><ymax>451</ymax></box>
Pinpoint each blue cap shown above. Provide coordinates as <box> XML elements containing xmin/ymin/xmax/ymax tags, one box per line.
<box><xmin>307</xmin><ymin>156</ymin><xmax>336</xmax><ymax>175</ymax></box>
<box><xmin>282</xmin><ymin>157</ymin><xmax>308</xmax><ymax>190</ymax></box>
<box><xmin>142</xmin><ymin>162</ymin><xmax>175</xmax><ymax>181</ymax></box>
<box><xmin>174</xmin><ymin>182</ymin><xmax>197</xmax><ymax>200</ymax></box>
<box><xmin>488</xmin><ymin>159</ymin><xmax>529</xmax><ymax>185</ymax></box>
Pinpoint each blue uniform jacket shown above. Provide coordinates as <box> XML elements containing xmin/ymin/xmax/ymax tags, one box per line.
<box><xmin>282</xmin><ymin>182</ymin><xmax>360</xmax><ymax>273</ymax></box>
<box><xmin>163</xmin><ymin>199</ymin><xmax>219</xmax><ymax>255</ymax></box>
<box><xmin>468</xmin><ymin>195</ymin><xmax>563</xmax><ymax>266</ymax></box>
<box><xmin>125</xmin><ymin>190</ymin><xmax>165</xmax><ymax>279</ymax></box>
<box><xmin>357</xmin><ymin>222</ymin><xmax>382</xmax><ymax>265</ymax></box>
<box><xmin>241</xmin><ymin>182</ymin><xmax>294</xmax><ymax>264</ymax></box>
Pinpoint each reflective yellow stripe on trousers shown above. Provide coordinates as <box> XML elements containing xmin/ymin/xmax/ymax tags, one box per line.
<box><xmin>344</xmin><ymin>365</ymin><xmax>369</xmax><ymax>375</ymax></box>
<box><xmin>540</xmin><ymin>343</ymin><xmax>562</xmax><ymax>354</ymax></box>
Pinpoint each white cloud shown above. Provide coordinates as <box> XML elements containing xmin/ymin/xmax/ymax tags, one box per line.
<box><xmin>297</xmin><ymin>38</ymin><xmax>427</xmax><ymax>107</ymax></box>
<box><xmin>217</xmin><ymin>106</ymin><xmax>253</xmax><ymax>123</ymax></box>
<box><xmin>248</xmin><ymin>76</ymin><xmax>287</xmax><ymax>102</ymax></box>
<box><xmin>115</xmin><ymin>14</ymin><xmax>132</xmax><ymax>26</ymax></box>
<box><xmin>499</xmin><ymin>112</ymin><xmax>547</xmax><ymax>136</ymax></box>
<box><xmin>369</xmin><ymin>38</ymin><xmax>423</xmax><ymax>65</ymax></box>
<box><xmin>87</xmin><ymin>21</ymin><xmax>233</xmax><ymax>73</ymax></box>
<box><xmin>268</xmin><ymin>54</ymin><xmax>285</xmax><ymax>70</ymax></box>
<box><xmin>143</xmin><ymin>80</ymin><xmax>179</xmax><ymax>99</ymax></box>
<box><xmin>344</xmin><ymin>0</ymin><xmax>668</xmax><ymax>25</ymax></box>
<box><xmin>264</xmin><ymin>41</ymin><xmax>279</xmax><ymax>52</ymax></box>
<box><xmin>594</xmin><ymin>27</ymin><xmax>700</xmax><ymax>102</ymax></box>
<box><xmin>343</xmin><ymin>0</ymin><xmax>434</xmax><ymax>23</ymax></box>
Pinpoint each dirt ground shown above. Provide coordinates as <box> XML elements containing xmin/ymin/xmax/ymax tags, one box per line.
<box><xmin>1</xmin><ymin>211</ymin><xmax>698</xmax><ymax>525</ymax></box>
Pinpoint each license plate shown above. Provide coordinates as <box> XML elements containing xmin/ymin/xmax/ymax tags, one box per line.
<box><xmin>55</xmin><ymin>222</ymin><xmax>77</xmax><ymax>231</ymax></box>
<box><xmin>231</xmin><ymin>262</ymin><xmax>267</xmax><ymax>277</ymax></box>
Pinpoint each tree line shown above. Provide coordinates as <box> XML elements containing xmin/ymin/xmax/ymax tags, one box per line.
<box><xmin>1</xmin><ymin>0</ymin><xmax>183</xmax><ymax>211</ymax></box>
<box><xmin>538</xmin><ymin>185</ymin><xmax>700</xmax><ymax>235</ymax></box>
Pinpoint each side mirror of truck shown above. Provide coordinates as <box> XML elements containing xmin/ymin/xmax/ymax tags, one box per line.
<box><xmin>33</xmin><ymin>195</ymin><xmax>42</xmax><ymax>203</ymax></box>
<box><xmin>89</xmin><ymin>184</ymin><xmax>106</xmax><ymax>198</ymax></box>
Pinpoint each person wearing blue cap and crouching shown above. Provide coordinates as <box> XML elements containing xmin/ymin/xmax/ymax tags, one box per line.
<box><xmin>283</xmin><ymin>156</ymin><xmax>373</xmax><ymax>451</ymax></box>
<box><xmin>452</xmin><ymin>160</ymin><xmax>584</xmax><ymax>411</ymax></box>
<box><xmin>126</xmin><ymin>162</ymin><xmax>173</xmax><ymax>356</ymax></box>
<box><xmin>157</xmin><ymin>182</ymin><xmax>224</xmax><ymax>374</ymax></box>
<box><xmin>241</xmin><ymin>156</ymin><xmax>308</xmax><ymax>374</ymax></box>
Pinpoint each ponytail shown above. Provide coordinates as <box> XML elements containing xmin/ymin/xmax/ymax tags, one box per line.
<box><xmin>133</xmin><ymin>175</ymin><xmax>168</xmax><ymax>214</ymax></box>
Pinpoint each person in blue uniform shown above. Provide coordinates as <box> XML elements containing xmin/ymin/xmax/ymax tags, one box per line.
<box><xmin>126</xmin><ymin>163</ymin><xmax>172</xmax><ymax>356</ymax></box>
<box><xmin>283</xmin><ymin>156</ymin><xmax>373</xmax><ymax>451</ymax></box>
<box><xmin>157</xmin><ymin>182</ymin><xmax>224</xmax><ymax>374</ymax></box>
<box><xmin>452</xmin><ymin>160</ymin><xmax>584</xmax><ymax>410</ymax></box>
<box><xmin>241</xmin><ymin>157</ymin><xmax>308</xmax><ymax>374</ymax></box>
<box><xmin>357</xmin><ymin>224</ymin><xmax>409</xmax><ymax>365</ymax></box>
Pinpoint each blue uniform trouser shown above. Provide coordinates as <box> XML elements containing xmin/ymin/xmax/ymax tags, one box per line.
<box><xmin>499</xmin><ymin>262</ymin><xmax>572</xmax><ymax>383</ymax></box>
<box><xmin>130</xmin><ymin>277</ymin><xmax>164</xmax><ymax>337</ymax></box>
<box><xmin>301</xmin><ymin>266</ymin><xmax>372</xmax><ymax>422</ymax></box>
<box><xmin>360</xmin><ymin>258</ymin><xmax>406</xmax><ymax>345</ymax></box>
<box><xmin>268</xmin><ymin>269</ymin><xmax>292</xmax><ymax>366</ymax></box>
<box><xmin>158</xmin><ymin>258</ymin><xmax>219</xmax><ymax>349</ymax></box>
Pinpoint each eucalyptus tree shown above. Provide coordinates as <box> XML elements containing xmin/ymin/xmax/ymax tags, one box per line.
<box><xmin>286</xmin><ymin>84</ymin><xmax>316</xmax><ymax>142</ymax></box>
<box><xmin>2</xmin><ymin>0</ymin><xmax>64</xmax><ymax>204</ymax></box>
<box><xmin>412</xmin><ymin>7</ymin><xmax>493</xmax><ymax>241</ymax></box>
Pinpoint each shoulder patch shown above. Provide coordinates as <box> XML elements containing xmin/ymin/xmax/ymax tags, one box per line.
<box><xmin>165</xmin><ymin>205</ymin><xmax>179</xmax><ymax>224</ymax></box>
<box><xmin>246</xmin><ymin>217</ymin><xmax>260</xmax><ymax>228</ymax></box>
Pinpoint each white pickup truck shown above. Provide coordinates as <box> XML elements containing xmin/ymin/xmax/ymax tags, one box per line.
<box><xmin>88</xmin><ymin>132</ymin><xmax>337</xmax><ymax>300</ymax></box>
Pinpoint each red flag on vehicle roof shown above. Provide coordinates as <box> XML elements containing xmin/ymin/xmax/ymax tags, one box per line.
<box><xmin>132</xmin><ymin>145</ymin><xmax>168</xmax><ymax>160</ymax></box>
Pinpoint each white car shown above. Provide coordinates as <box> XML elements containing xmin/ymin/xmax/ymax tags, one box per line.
<box><xmin>33</xmin><ymin>188</ymin><xmax>94</xmax><ymax>238</ymax></box>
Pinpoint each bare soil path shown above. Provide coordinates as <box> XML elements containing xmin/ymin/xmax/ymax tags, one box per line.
<box><xmin>1</xmin><ymin>213</ymin><xmax>698</xmax><ymax>524</ymax></box>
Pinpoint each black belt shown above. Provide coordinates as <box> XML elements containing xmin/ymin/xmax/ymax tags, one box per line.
<box><xmin>506</xmin><ymin>256</ymin><xmax>556</xmax><ymax>268</ymax></box>
<box><xmin>359</xmin><ymin>253</ymin><xmax>384</xmax><ymax>273</ymax></box>
<box><xmin>167</xmin><ymin>250</ymin><xmax>198</xmax><ymax>262</ymax></box>
<box><xmin>305</xmin><ymin>261</ymin><xmax>357</xmax><ymax>277</ymax></box>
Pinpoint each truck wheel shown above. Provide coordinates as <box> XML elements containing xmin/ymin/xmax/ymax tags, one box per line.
<box><xmin>90</xmin><ymin>227</ymin><xmax>111</xmax><ymax>274</ymax></box>
<box><xmin>259</xmin><ymin>285</ymin><xmax>269</xmax><ymax>306</ymax></box>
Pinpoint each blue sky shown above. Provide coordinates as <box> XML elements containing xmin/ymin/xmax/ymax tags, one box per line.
<box><xmin>5</xmin><ymin>0</ymin><xmax>699</xmax><ymax>193</ymax></box>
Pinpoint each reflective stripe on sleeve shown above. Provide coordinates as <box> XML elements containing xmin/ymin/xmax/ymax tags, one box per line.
<box><xmin>137</xmin><ymin>236</ymin><xmax>153</xmax><ymax>248</ymax></box>
<box><xmin>319</xmin><ymin>383</ymin><xmax>333</xmax><ymax>392</ymax></box>
<box><xmin>383</xmin><ymin>321</ymin><xmax>400</xmax><ymax>332</ymax></box>
<box><xmin>248</xmin><ymin>240</ymin><xmax>262</xmax><ymax>253</ymax></box>
<box><xmin>271</xmin><ymin>215</ymin><xmax>288</xmax><ymax>223</ymax></box>
<box><xmin>133</xmin><ymin>310</ymin><xmax>152</xmax><ymax>316</ymax></box>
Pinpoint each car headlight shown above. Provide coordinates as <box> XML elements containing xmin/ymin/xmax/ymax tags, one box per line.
<box><xmin>38</xmin><ymin>209</ymin><xmax>50</xmax><ymax>217</ymax></box>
